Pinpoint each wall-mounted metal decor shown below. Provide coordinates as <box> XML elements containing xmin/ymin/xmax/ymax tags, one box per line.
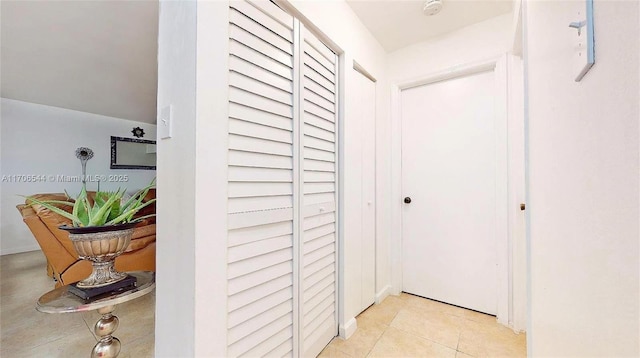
<box><xmin>131</xmin><ymin>127</ymin><xmax>145</xmax><ymax>138</ymax></box>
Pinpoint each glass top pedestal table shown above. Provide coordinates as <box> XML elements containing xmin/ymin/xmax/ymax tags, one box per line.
<box><xmin>36</xmin><ymin>271</ymin><xmax>155</xmax><ymax>358</ymax></box>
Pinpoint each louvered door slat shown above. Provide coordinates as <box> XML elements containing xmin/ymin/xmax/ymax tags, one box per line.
<box><xmin>302</xmin><ymin>201</ymin><xmax>336</xmax><ymax>217</ymax></box>
<box><xmin>227</xmin><ymin>3</ymin><xmax>295</xmax><ymax>356</ymax></box>
<box><xmin>230</xmin><ymin>102</ymin><xmax>292</xmax><ymax>130</ymax></box>
<box><xmin>230</xmin><ymin>0</ymin><xmax>292</xmax><ymax>38</ymax></box>
<box><xmin>266</xmin><ymin>338</ymin><xmax>293</xmax><ymax>358</ymax></box>
<box><xmin>228</xmin><ymin>248</ymin><xmax>293</xmax><ymax>279</ymax></box>
<box><xmin>230</xmin><ymin>58</ymin><xmax>293</xmax><ymax>94</ymax></box>
<box><xmin>303</xmin><ymin>147</ymin><xmax>335</xmax><ymax>163</ymax></box>
<box><xmin>227</xmin><ymin>208</ymin><xmax>293</xmax><ymax>230</ymax></box>
<box><xmin>228</xmin><ymin>288</ymin><xmax>292</xmax><ymax>328</ymax></box>
<box><xmin>229</xmin><ymin>300</ymin><xmax>292</xmax><ymax>345</ymax></box>
<box><xmin>239</xmin><ymin>325</ymin><xmax>293</xmax><ymax>358</ymax></box>
<box><xmin>303</xmin><ymin>223</ymin><xmax>336</xmax><ymax>243</ymax></box>
<box><xmin>229</xmin><ymin>40</ymin><xmax>293</xmax><ymax>80</ymax></box>
<box><xmin>228</xmin><ymin>195</ymin><xmax>293</xmax><ymax>213</ymax></box>
<box><xmin>304</xmin><ymin>124</ymin><xmax>335</xmax><ymax>142</ymax></box>
<box><xmin>229</xmin><ymin>8</ymin><xmax>293</xmax><ymax>55</ymax></box>
<box><xmin>229</xmin><ymin>118</ymin><xmax>293</xmax><ymax>144</ymax></box>
<box><xmin>229</xmin><ymin>134</ymin><xmax>292</xmax><ymax>156</ymax></box>
<box><xmin>229</xmin><ymin>220</ymin><xmax>293</xmax><ymax>247</ymax></box>
<box><xmin>229</xmin><ymin>182</ymin><xmax>293</xmax><ymax>198</ymax></box>
<box><xmin>303</xmin><ymin>44</ymin><xmax>335</xmax><ymax>74</ymax></box>
<box><xmin>303</xmin><ymin>53</ymin><xmax>335</xmax><ymax>84</ymax></box>
<box><xmin>303</xmin><ymin>114</ymin><xmax>335</xmax><ymax>135</ymax></box>
<box><xmin>228</xmin><ymin>166</ymin><xmax>293</xmax><ymax>183</ymax></box>
<box><xmin>228</xmin><ymin>235</ymin><xmax>293</xmax><ymax>263</ymax></box>
<box><xmin>229</xmin><ymin>72</ymin><xmax>293</xmax><ymax>106</ymax></box>
<box><xmin>229</xmin><ymin>27</ymin><xmax>293</xmax><ymax>69</ymax></box>
<box><xmin>246</xmin><ymin>0</ymin><xmax>293</xmax><ymax>30</ymax></box>
<box><xmin>228</xmin><ymin>313</ymin><xmax>293</xmax><ymax>357</ymax></box>
<box><xmin>303</xmin><ymin>31</ymin><xmax>335</xmax><ymax>64</ymax></box>
<box><xmin>304</xmin><ymin>100</ymin><xmax>334</xmax><ymax>122</ymax></box>
<box><xmin>304</xmin><ymin>88</ymin><xmax>335</xmax><ymax>113</ymax></box>
<box><xmin>303</xmin><ymin>252</ymin><xmax>335</xmax><ymax>279</ymax></box>
<box><xmin>304</xmin><ymin>137</ymin><xmax>335</xmax><ymax>154</ymax></box>
<box><xmin>228</xmin><ymin>261</ymin><xmax>293</xmax><ymax>296</ymax></box>
<box><xmin>300</xmin><ymin>25</ymin><xmax>338</xmax><ymax>358</ymax></box>
<box><xmin>304</xmin><ymin>77</ymin><xmax>335</xmax><ymax>104</ymax></box>
<box><xmin>229</xmin><ymin>87</ymin><xmax>292</xmax><ymax>118</ymax></box>
<box><xmin>304</xmin><ymin>65</ymin><xmax>335</xmax><ymax>94</ymax></box>
<box><xmin>229</xmin><ymin>150</ymin><xmax>292</xmax><ymax>169</ymax></box>
<box><xmin>302</xmin><ymin>233</ymin><xmax>335</xmax><ymax>255</ymax></box>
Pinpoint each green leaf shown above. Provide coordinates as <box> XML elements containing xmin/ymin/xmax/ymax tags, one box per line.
<box><xmin>75</xmin><ymin>187</ymin><xmax>90</xmax><ymax>226</ymax></box>
<box><xmin>105</xmin><ymin>198</ymin><xmax>156</xmax><ymax>225</ymax></box>
<box><xmin>89</xmin><ymin>189</ymin><xmax>124</xmax><ymax>226</ymax></box>
<box><xmin>131</xmin><ymin>213</ymin><xmax>157</xmax><ymax>222</ymax></box>
<box><xmin>107</xmin><ymin>197</ymin><xmax>121</xmax><ymax>222</ymax></box>
<box><xmin>94</xmin><ymin>192</ymin><xmax>106</xmax><ymax>207</ymax></box>
<box><xmin>25</xmin><ymin>199</ymin><xmax>74</xmax><ymax>208</ymax></box>
<box><xmin>122</xmin><ymin>179</ymin><xmax>155</xmax><ymax>212</ymax></box>
<box><xmin>23</xmin><ymin>196</ymin><xmax>79</xmax><ymax>224</ymax></box>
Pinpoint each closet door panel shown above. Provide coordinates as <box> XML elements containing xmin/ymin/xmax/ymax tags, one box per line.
<box><xmin>299</xmin><ymin>25</ymin><xmax>338</xmax><ymax>358</ymax></box>
<box><xmin>226</xmin><ymin>3</ymin><xmax>338</xmax><ymax>357</ymax></box>
<box><xmin>227</xmin><ymin>2</ymin><xmax>295</xmax><ymax>357</ymax></box>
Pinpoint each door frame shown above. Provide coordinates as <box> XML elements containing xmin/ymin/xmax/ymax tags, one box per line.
<box><xmin>390</xmin><ymin>55</ymin><xmax>514</xmax><ymax>326</ymax></box>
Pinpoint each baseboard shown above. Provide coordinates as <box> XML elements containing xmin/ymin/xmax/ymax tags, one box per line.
<box><xmin>375</xmin><ymin>285</ymin><xmax>392</xmax><ymax>304</ymax></box>
<box><xmin>339</xmin><ymin>317</ymin><xmax>357</xmax><ymax>339</ymax></box>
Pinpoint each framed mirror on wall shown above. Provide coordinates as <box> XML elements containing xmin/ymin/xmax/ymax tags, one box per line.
<box><xmin>110</xmin><ymin>136</ymin><xmax>156</xmax><ymax>170</ymax></box>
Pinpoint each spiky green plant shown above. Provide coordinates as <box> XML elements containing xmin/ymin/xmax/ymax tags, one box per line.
<box><xmin>25</xmin><ymin>179</ymin><xmax>156</xmax><ymax>227</ymax></box>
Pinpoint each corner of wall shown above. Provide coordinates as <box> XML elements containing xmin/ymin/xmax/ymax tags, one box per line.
<box><xmin>375</xmin><ymin>284</ymin><xmax>392</xmax><ymax>304</ymax></box>
<box><xmin>339</xmin><ymin>317</ymin><xmax>358</xmax><ymax>339</ymax></box>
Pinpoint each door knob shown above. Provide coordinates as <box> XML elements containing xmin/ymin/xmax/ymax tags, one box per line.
<box><xmin>404</xmin><ymin>197</ymin><xmax>411</xmax><ymax>204</ymax></box>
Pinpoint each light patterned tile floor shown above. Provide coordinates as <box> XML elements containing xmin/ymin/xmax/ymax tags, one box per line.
<box><xmin>2</xmin><ymin>251</ymin><xmax>525</xmax><ymax>358</ymax></box>
<box><xmin>320</xmin><ymin>294</ymin><xmax>526</xmax><ymax>358</ymax></box>
<box><xmin>0</xmin><ymin>251</ymin><xmax>155</xmax><ymax>357</ymax></box>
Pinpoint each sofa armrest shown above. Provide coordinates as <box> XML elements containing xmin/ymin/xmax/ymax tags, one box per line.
<box><xmin>16</xmin><ymin>204</ymin><xmax>78</xmax><ymax>278</ymax></box>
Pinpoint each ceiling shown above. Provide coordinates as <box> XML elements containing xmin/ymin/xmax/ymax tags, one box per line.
<box><xmin>0</xmin><ymin>0</ymin><xmax>510</xmax><ymax>123</ymax></box>
<box><xmin>346</xmin><ymin>0</ymin><xmax>513</xmax><ymax>52</ymax></box>
<box><xmin>1</xmin><ymin>1</ymin><xmax>158</xmax><ymax>124</ymax></box>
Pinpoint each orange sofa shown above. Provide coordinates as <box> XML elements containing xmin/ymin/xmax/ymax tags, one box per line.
<box><xmin>16</xmin><ymin>191</ymin><xmax>156</xmax><ymax>287</ymax></box>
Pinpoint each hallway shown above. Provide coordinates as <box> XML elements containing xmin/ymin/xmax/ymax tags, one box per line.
<box><xmin>321</xmin><ymin>293</ymin><xmax>526</xmax><ymax>357</ymax></box>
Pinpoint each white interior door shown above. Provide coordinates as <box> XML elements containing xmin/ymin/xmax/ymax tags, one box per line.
<box><xmin>401</xmin><ymin>70</ymin><xmax>499</xmax><ymax>315</ymax></box>
<box><xmin>353</xmin><ymin>68</ymin><xmax>376</xmax><ymax>313</ymax></box>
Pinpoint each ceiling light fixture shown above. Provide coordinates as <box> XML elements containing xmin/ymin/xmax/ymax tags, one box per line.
<box><xmin>423</xmin><ymin>0</ymin><xmax>443</xmax><ymax>16</ymax></box>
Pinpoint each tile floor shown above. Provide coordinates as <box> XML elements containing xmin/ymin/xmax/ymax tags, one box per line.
<box><xmin>0</xmin><ymin>250</ymin><xmax>154</xmax><ymax>357</ymax></box>
<box><xmin>319</xmin><ymin>294</ymin><xmax>526</xmax><ymax>358</ymax></box>
<box><xmin>1</xmin><ymin>251</ymin><xmax>525</xmax><ymax>358</ymax></box>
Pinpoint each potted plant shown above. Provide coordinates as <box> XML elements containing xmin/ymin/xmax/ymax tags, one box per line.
<box><xmin>25</xmin><ymin>179</ymin><xmax>156</xmax><ymax>288</ymax></box>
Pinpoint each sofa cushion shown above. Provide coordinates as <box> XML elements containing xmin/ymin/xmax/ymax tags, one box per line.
<box><xmin>27</xmin><ymin>194</ymin><xmax>77</xmax><ymax>256</ymax></box>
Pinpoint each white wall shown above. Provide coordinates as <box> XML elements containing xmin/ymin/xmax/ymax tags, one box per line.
<box><xmin>0</xmin><ymin>98</ymin><xmax>156</xmax><ymax>255</ymax></box>
<box><xmin>387</xmin><ymin>13</ymin><xmax>512</xmax><ymax>83</ymax></box>
<box><xmin>280</xmin><ymin>0</ymin><xmax>391</xmax><ymax>337</ymax></box>
<box><xmin>155</xmin><ymin>1</ymin><xmax>229</xmax><ymax>356</ymax></box>
<box><xmin>525</xmin><ymin>0</ymin><xmax>639</xmax><ymax>356</ymax></box>
<box><xmin>155</xmin><ymin>1</ymin><xmax>197</xmax><ymax>356</ymax></box>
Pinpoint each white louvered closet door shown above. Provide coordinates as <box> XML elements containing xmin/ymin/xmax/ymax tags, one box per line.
<box><xmin>226</xmin><ymin>1</ymin><xmax>337</xmax><ymax>357</ymax></box>
<box><xmin>298</xmin><ymin>25</ymin><xmax>338</xmax><ymax>358</ymax></box>
<box><xmin>227</xmin><ymin>1</ymin><xmax>296</xmax><ymax>357</ymax></box>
